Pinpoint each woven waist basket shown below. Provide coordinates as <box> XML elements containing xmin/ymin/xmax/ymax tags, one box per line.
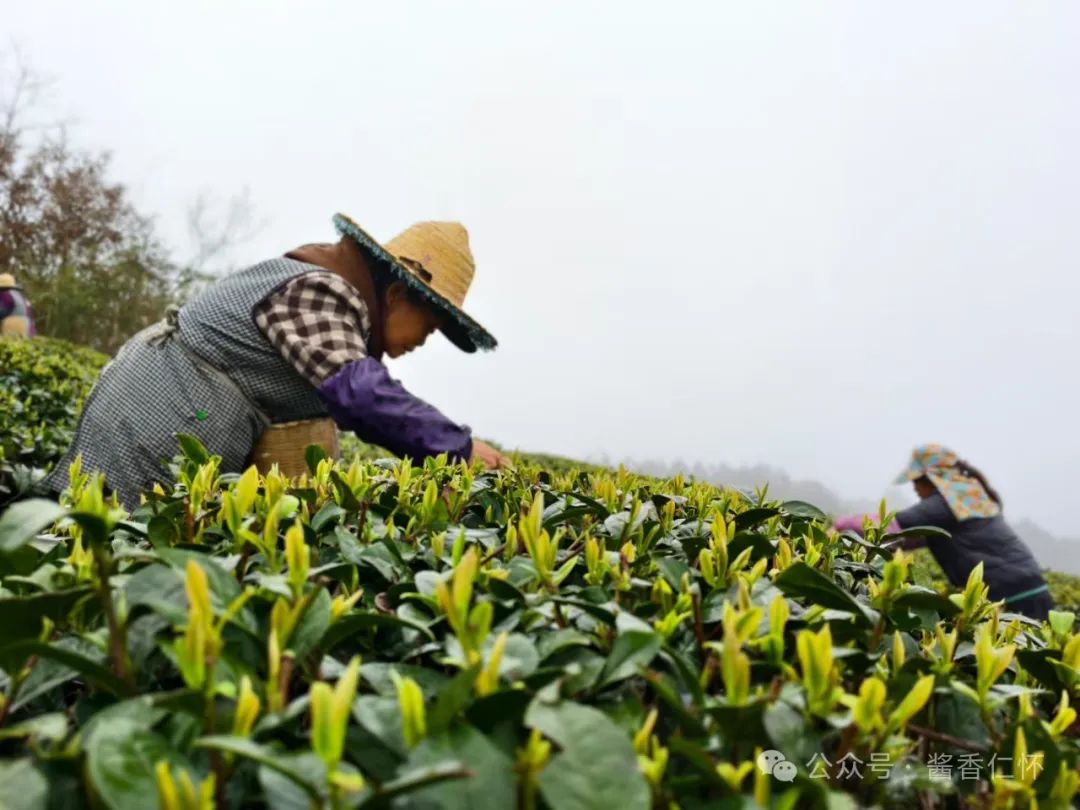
<box><xmin>249</xmin><ymin>418</ymin><xmax>339</xmax><ymax>477</ymax></box>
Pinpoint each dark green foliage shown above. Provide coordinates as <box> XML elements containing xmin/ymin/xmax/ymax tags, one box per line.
<box><xmin>0</xmin><ymin>337</ymin><xmax>107</xmax><ymax>500</ymax></box>
<box><xmin>3</xmin><ymin>339</ymin><xmax>1080</xmax><ymax>810</ymax></box>
<box><xmin>0</xmin><ymin>442</ymin><xmax>1077</xmax><ymax>809</ymax></box>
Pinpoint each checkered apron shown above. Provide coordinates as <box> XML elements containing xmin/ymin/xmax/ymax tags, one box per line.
<box><xmin>43</xmin><ymin>258</ymin><xmax>331</xmax><ymax>507</ymax></box>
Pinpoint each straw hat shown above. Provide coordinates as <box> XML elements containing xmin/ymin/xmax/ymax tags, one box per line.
<box><xmin>333</xmin><ymin>213</ymin><xmax>496</xmax><ymax>353</ymax></box>
<box><xmin>0</xmin><ymin>274</ymin><xmax>17</xmax><ymax>288</ymax></box>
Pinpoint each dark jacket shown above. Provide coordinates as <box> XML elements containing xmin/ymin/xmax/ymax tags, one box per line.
<box><xmin>896</xmin><ymin>492</ymin><xmax>1046</xmax><ymax>601</ymax></box>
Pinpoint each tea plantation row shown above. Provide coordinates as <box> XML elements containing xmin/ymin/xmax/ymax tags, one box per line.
<box><xmin>1</xmin><ymin>336</ymin><xmax>1079</xmax><ymax>809</ymax></box>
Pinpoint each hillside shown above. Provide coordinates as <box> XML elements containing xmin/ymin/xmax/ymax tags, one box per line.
<box><xmin>621</xmin><ymin>457</ymin><xmax>1080</xmax><ymax>576</ymax></box>
<box><xmin>1014</xmin><ymin>519</ymin><xmax>1080</xmax><ymax>576</ymax></box>
<box><xmin>4</xmin><ymin>337</ymin><xmax>1080</xmax><ymax>809</ymax></box>
<box><xmin>6</xmin><ymin>335</ymin><xmax>1077</xmax><ymax>587</ymax></box>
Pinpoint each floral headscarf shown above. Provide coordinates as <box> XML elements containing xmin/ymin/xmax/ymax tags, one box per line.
<box><xmin>895</xmin><ymin>444</ymin><xmax>1001</xmax><ymax>521</ymax></box>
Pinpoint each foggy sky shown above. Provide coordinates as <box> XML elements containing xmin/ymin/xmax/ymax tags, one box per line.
<box><xmin>7</xmin><ymin>2</ymin><xmax>1079</xmax><ymax>535</ymax></box>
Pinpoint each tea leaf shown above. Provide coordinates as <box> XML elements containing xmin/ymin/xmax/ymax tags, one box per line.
<box><xmin>0</xmin><ymin>499</ymin><xmax>65</xmax><ymax>553</ymax></box>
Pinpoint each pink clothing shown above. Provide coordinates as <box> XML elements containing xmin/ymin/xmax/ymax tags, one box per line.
<box><xmin>833</xmin><ymin>514</ymin><xmax>901</xmax><ymax>536</ymax></box>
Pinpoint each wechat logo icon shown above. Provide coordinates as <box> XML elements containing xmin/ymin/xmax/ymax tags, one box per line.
<box><xmin>757</xmin><ymin>749</ymin><xmax>797</xmax><ymax>782</ymax></box>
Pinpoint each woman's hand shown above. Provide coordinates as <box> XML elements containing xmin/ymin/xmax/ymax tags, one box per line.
<box><xmin>470</xmin><ymin>439</ymin><xmax>512</xmax><ymax>470</ymax></box>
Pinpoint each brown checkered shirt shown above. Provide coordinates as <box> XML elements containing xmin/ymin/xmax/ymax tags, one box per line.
<box><xmin>253</xmin><ymin>270</ymin><xmax>371</xmax><ymax>385</ymax></box>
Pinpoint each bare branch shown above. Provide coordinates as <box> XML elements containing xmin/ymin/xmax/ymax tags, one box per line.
<box><xmin>185</xmin><ymin>187</ymin><xmax>263</xmax><ymax>274</ymax></box>
<box><xmin>0</xmin><ymin>45</ymin><xmax>68</xmax><ymax>137</ymax></box>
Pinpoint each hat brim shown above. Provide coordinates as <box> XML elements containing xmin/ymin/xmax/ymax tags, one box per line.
<box><xmin>894</xmin><ymin>468</ymin><xmax>919</xmax><ymax>485</ymax></box>
<box><xmin>333</xmin><ymin>213</ymin><xmax>497</xmax><ymax>353</ymax></box>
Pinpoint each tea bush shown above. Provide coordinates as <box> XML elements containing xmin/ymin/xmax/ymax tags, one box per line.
<box><xmin>1</xmin><ymin>442</ymin><xmax>1079</xmax><ymax>810</ymax></box>
<box><xmin>1045</xmin><ymin>572</ymin><xmax>1080</xmax><ymax>614</ymax></box>
<box><xmin>3</xmin><ymin>337</ymin><xmax>1080</xmax><ymax>809</ymax></box>
<box><xmin>0</xmin><ymin>338</ymin><xmax>108</xmax><ymax>500</ymax></box>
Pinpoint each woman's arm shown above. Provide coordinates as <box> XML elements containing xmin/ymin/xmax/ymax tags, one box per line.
<box><xmin>833</xmin><ymin>513</ymin><xmax>927</xmax><ymax>548</ymax></box>
<box><xmin>317</xmin><ymin>358</ymin><xmax>472</xmax><ymax>462</ymax></box>
<box><xmin>891</xmin><ymin>494</ymin><xmax>957</xmax><ymax>549</ymax></box>
<box><xmin>836</xmin><ymin>495</ymin><xmax>956</xmax><ymax>553</ymax></box>
<box><xmin>254</xmin><ymin>272</ymin><xmax>473</xmax><ymax>462</ymax></box>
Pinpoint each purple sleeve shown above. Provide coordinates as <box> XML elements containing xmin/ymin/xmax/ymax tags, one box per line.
<box><xmin>317</xmin><ymin>357</ymin><xmax>473</xmax><ymax>462</ymax></box>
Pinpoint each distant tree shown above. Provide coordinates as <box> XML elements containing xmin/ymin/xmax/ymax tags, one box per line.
<box><xmin>0</xmin><ymin>51</ymin><xmax>258</xmax><ymax>354</ymax></box>
<box><xmin>175</xmin><ymin>187</ymin><xmax>260</xmax><ymax>301</ymax></box>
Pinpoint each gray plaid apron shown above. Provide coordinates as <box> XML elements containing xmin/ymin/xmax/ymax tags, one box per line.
<box><xmin>43</xmin><ymin>258</ymin><xmax>331</xmax><ymax>507</ymax></box>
